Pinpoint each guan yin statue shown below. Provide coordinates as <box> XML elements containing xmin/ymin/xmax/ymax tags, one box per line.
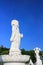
<box><xmin>9</xmin><ymin>20</ymin><xmax>23</xmax><ymax>55</ymax></box>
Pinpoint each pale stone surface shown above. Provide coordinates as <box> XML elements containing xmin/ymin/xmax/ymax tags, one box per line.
<box><xmin>34</xmin><ymin>47</ymin><xmax>42</xmax><ymax>65</ymax></box>
<box><xmin>0</xmin><ymin>55</ymin><xmax>30</xmax><ymax>62</ymax></box>
<box><xmin>0</xmin><ymin>54</ymin><xmax>30</xmax><ymax>65</ymax></box>
<box><xmin>4</xmin><ymin>63</ymin><xmax>25</xmax><ymax>65</ymax></box>
<box><xmin>9</xmin><ymin>20</ymin><xmax>23</xmax><ymax>55</ymax></box>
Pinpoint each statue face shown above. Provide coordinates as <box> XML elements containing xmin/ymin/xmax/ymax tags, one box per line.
<box><xmin>11</xmin><ymin>20</ymin><xmax>19</xmax><ymax>26</ymax></box>
<box><xmin>34</xmin><ymin>47</ymin><xmax>41</xmax><ymax>54</ymax></box>
<box><xmin>35</xmin><ymin>49</ymin><xmax>39</xmax><ymax>54</ymax></box>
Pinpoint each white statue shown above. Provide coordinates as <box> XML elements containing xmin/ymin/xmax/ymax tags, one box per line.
<box><xmin>29</xmin><ymin>59</ymin><xmax>33</xmax><ymax>65</ymax></box>
<box><xmin>34</xmin><ymin>47</ymin><xmax>42</xmax><ymax>65</ymax></box>
<box><xmin>9</xmin><ymin>20</ymin><xmax>23</xmax><ymax>55</ymax></box>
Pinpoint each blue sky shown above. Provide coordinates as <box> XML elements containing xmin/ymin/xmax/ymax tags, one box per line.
<box><xmin>0</xmin><ymin>0</ymin><xmax>43</xmax><ymax>50</ymax></box>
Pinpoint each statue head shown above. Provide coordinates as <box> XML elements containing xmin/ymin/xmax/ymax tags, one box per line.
<box><xmin>34</xmin><ymin>47</ymin><xmax>41</xmax><ymax>54</ymax></box>
<box><xmin>11</xmin><ymin>20</ymin><xmax>19</xmax><ymax>27</ymax></box>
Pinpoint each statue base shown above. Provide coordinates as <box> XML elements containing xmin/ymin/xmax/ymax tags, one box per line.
<box><xmin>0</xmin><ymin>54</ymin><xmax>30</xmax><ymax>65</ymax></box>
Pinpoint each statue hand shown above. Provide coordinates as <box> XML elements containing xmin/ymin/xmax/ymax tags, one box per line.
<box><xmin>21</xmin><ymin>34</ymin><xmax>23</xmax><ymax>38</ymax></box>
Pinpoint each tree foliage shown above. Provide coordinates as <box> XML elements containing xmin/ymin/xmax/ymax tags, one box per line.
<box><xmin>21</xmin><ymin>49</ymin><xmax>36</xmax><ymax>63</ymax></box>
<box><xmin>0</xmin><ymin>46</ymin><xmax>9</xmax><ymax>55</ymax></box>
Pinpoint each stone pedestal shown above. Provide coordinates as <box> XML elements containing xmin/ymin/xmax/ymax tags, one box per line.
<box><xmin>0</xmin><ymin>55</ymin><xmax>30</xmax><ymax>65</ymax></box>
<box><xmin>4</xmin><ymin>63</ymin><xmax>25</xmax><ymax>65</ymax></box>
